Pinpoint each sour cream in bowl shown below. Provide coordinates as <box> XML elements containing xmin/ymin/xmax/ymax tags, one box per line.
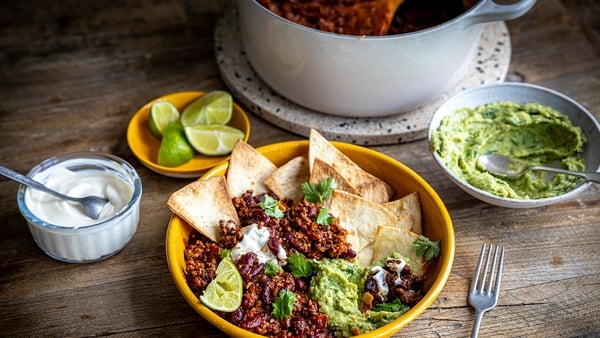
<box><xmin>17</xmin><ymin>152</ymin><xmax>142</xmax><ymax>263</ymax></box>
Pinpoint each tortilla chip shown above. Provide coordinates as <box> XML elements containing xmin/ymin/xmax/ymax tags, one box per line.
<box><xmin>383</xmin><ymin>192</ymin><xmax>422</xmax><ymax>234</ymax></box>
<box><xmin>166</xmin><ymin>176</ymin><xmax>239</xmax><ymax>243</ymax></box>
<box><xmin>226</xmin><ymin>141</ymin><xmax>277</xmax><ymax>198</ymax></box>
<box><xmin>310</xmin><ymin>157</ymin><xmax>360</xmax><ymax>197</ymax></box>
<box><xmin>356</xmin><ymin>243</ymin><xmax>375</xmax><ymax>268</ymax></box>
<box><xmin>308</xmin><ymin>129</ymin><xmax>338</xmax><ymax>173</ymax></box>
<box><xmin>265</xmin><ymin>156</ymin><xmax>309</xmax><ymax>202</ymax></box>
<box><xmin>328</xmin><ymin>189</ymin><xmax>398</xmax><ymax>252</ymax></box>
<box><xmin>334</xmin><ymin>163</ymin><xmax>393</xmax><ymax>204</ymax></box>
<box><xmin>392</xmin><ymin>213</ymin><xmax>414</xmax><ymax>232</ymax></box>
<box><xmin>372</xmin><ymin>225</ymin><xmax>425</xmax><ymax>275</ymax></box>
<box><xmin>309</xmin><ymin>129</ymin><xmax>394</xmax><ymax>203</ymax></box>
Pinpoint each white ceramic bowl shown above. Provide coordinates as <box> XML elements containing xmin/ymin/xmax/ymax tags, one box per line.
<box><xmin>428</xmin><ymin>83</ymin><xmax>600</xmax><ymax>208</ymax></box>
<box><xmin>238</xmin><ymin>0</ymin><xmax>536</xmax><ymax>117</ymax></box>
<box><xmin>17</xmin><ymin>152</ymin><xmax>142</xmax><ymax>263</ymax></box>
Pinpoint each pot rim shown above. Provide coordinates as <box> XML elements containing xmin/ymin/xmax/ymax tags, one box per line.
<box><xmin>244</xmin><ymin>0</ymin><xmax>535</xmax><ymax>39</ymax></box>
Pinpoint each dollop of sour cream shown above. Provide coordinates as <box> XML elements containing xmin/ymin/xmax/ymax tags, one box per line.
<box><xmin>25</xmin><ymin>166</ymin><xmax>133</xmax><ymax>227</ymax></box>
<box><xmin>370</xmin><ymin>265</ymin><xmax>389</xmax><ymax>297</ymax></box>
<box><xmin>231</xmin><ymin>223</ymin><xmax>280</xmax><ymax>264</ymax></box>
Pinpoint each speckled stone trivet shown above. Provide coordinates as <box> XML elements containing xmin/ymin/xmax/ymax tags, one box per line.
<box><xmin>215</xmin><ymin>9</ymin><xmax>511</xmax><ymax>146</ymax></box>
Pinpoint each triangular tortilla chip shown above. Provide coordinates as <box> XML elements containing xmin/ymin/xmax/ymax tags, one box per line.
<box><xmin>372</xmin><ymin>225</ymin><xmax>425</xmax><ymax>275</ymax></box>
<box><xmin>166</xmin><ymin>176</ymin><xmax>239</xmax><ymax>243</ymax></box>
<box><xmin>333</xmin><ymin>160</ymin><xmax>394</xmax><ymax>204</ymax></box>
<box><xmin>356</xmin><ymin>243</ymin><xmax>375</xmax><ymax>268</ymax></box>
<box><xmin>392</xmin><ymin>213</ymin><xmax>414</xmax><ymax>232</ymax></box>
<box><xmin>309</xmin><ymin>129</ymin><xmax>394</xmax><ymax>203</ymax></box>
<box><xmin>265</xmin><ymin>156</ymin><xmax>309</xmax><ymax>202</ymax></box>
<box><xmin>226</xmin><ymin>141</ymin><xmax>277</xmax><ymax>198</ymax></box>
<box><xmin>308</xmin><ymin>129</ymin><xmax>338</xmax><ymax>173</ymax></box>
<box><xmin>328</xmin><ymin>189</ymin><xmax>398</xmax><ymax>252</ymax></box>
<box><xmin>383</xmin><ymin>192</ymin><xmax>422</xmax><ymax>234</ymax></box>
<box><xmin>310</xmin><ymin>157</ymin><xmax>360</xmax><ymax>197</ymax></box>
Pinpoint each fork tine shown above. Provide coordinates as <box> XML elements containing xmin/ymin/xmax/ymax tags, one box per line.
<box><xmin>481</xmin><ymin>244</ymin><xmax>493</xmax><ymax>292</ymax></box>
<box><xmin>493</xmin><ymin>245</ymin><xmax>505</xmax><ymax>301</ymax></box>
<box><xmin>470</xmin><ymin>242</ymin><xmax>487</xmax><ymax>294</ymax></box>
<box><xmin>485</xmin><ymin>244</ymin><xmax>498</xmax><ymax>294</ymax></box>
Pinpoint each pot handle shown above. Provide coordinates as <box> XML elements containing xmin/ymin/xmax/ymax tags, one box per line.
<box><xmin>463</xmin><ymin>0</ymin><xmax>537</xmax><ymax>26</ymax></box>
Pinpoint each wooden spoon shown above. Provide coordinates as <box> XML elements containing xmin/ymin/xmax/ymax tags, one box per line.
<box><xmin>337</xmin><ymin>0</ymin><xmax>406</xmax><ymax>36</ymax></box>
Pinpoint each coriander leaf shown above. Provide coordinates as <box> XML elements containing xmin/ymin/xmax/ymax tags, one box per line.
<box><xmin>316</xmin><ymin>207</ymin><xmax>332</xmax><ymax>226</ymax></box>
<box><xmin>318</xmin><ymin>177</ymin><xmax>336</xmax><ymax>200</ymax></box>
<box><xmin>301</xmin><ymin>182</ymin><xmax>320</xmax><ymax>203</ymax></box>
<box><xmin>272</xmin><ymin>289</ymin><xmax>295</xmax><ymax>320</ymax></box>
<box><xmin>219</xmin><ymin>248</ymin><xmax>232</xmax><ymax>260</ymax></box>
<box><xmin>288</xmin><ymin>252</ymin><xmax>314</xmax><ymax>277</ymax></box>
<box><xmin>373</xmin><ymin>298</ymin><xmax>410</xmax><ymax>314</ymax></box>
<box><xmin>264</xmin><ymin>260</ymin><xmax>281</xmax><ymax>276</ymax></box>
<box><xmin>412</xmin><ymin>235</ymin><xmax>441</xmax><ymax>261</ymax></box>
<box><xmin>260</xmin><ymin>195</ymin><xmax>284</xmax><ymax>218</ymax></box>
<box><xmin>301</xmin><ymin>177</ymin><xmax>336</xmax><ymax>203</ymax></box>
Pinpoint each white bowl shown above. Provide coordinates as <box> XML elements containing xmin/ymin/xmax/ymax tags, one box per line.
<box><xmin>428</xmin><ymin>83</ymin><xmax>600</xmax><ymax>208</ymax></box>
<box><xmin>17</xmin><ymin>152</ymin><xmax>142</xmax><ymax>262</ymax></box>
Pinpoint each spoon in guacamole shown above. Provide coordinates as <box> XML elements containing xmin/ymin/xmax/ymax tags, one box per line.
<box><xmin>478</xmin><ymin>154</ymin><xmax>600</xmax><ymax>183</ymax></box>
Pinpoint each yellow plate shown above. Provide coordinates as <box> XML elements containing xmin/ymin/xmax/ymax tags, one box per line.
<box><xmin>127</xmin><ymin>91</ymin><xmax>251</xmax><ymax>178</ymax></box>
<box><xmin>166</xmin><ymin>140</ymin><xmax>455</xmax><ymax>338</ymax></box>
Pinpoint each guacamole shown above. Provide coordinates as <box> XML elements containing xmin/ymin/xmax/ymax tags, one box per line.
<box><xmin>431</xmin><ymin>101</ymin><xmax>586</xmax><ymax>199</ymax></box>
<box><xmin>308</xmin><ymin>259</ymin><xmax>407</xmax><ymax>337</ymax></box>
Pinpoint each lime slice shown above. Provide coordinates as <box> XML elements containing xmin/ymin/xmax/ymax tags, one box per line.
<box><xmin>157</xmin><ymin>123</ymin><xmax>195</xmax><ymax>167</ymax></box>
<box><xmin>184</xmin><ymin>124</ymin><xmax>245</xmax><ymax>156</ymax></box>
<box><xmin>199</xmin><ymin>258</ymin><xmax>243</xmax><ymax>312</ymax></box>
<box><xmin>149</xmin><ymin>100</ymin><xmax>181</xmax><ymax>139</ymax></box>
<box><xmin>181</xmin><ymin>91</ymin><xmax>233</xmax><ymax>127</ymax></box>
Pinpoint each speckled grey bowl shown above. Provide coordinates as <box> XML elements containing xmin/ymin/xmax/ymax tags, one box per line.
<box><xmin>428</xmin><ymin>82</ymin><xmax>600</xmax><ymax>208</ymax></box>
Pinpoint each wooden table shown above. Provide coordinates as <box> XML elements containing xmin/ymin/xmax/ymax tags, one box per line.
<box><xmin>1</xmin><ymin>1</ymin><xmax>598</xmax><ymax>337</ymax></box>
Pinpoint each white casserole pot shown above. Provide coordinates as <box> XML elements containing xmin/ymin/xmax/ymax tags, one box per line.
<box><xmin>237</xmin><ymin>0</ymin><xmax>536</xmax><ymax>117</ymax></box>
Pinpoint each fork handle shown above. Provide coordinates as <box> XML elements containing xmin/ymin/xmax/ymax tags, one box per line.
<box><xmin>471</xmin><ymin>309</ymin><xmax>485</xmax><ymax>338</ymax></box>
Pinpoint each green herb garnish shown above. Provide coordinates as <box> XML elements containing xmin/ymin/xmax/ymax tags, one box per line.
<box><xmin>264</xmin><ymin>260</ymin><xmax>281</xmax><ymax>276</ymax></box>
<box><xmin>373</xmin><ymin>298</ymin><xmax>410</xmax><ymax>314</ymax></box>
<box><xmin>219</xmin><ymin>248</ymin><xmax>232</xmax><ymax>260</ymax></box>
<box><xmin>316</xmin><ymin>207</ymin><xmax>333</xmax><ymax>226</ymax></box>
<box><xmin>412</xmin><ymin>235</ymin><xmax>441</xmax><ymax>261</ymax></box>
<box><xmin>301</xmin><ymin>177</ymin><xmax>337</xmax><ymax>203</ymax></box>
<box><xmin>272</xmin><ymin>289</ymin><xmax>295</xmax><ymax>320</ymax></box>
<box><xmin>288</xmin><ymin>252</ymin><xmax>315</xmax><ymax>277</ymax></box>
<box><xmin>260</xmin><ymin>195</ymin><xmax>284</xmax><ymax>219</ymax></box>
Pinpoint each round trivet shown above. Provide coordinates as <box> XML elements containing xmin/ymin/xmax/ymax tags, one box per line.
<box><xmin>215</xmin><ymin>10</ymin><xmax>511</xmax><ymax>145</ymax></box>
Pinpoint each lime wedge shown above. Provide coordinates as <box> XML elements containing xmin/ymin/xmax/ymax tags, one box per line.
<box><xmin>149</xmin><ymin>101</ymin><xmax>181</xmax><ymax>139</ymax></box>
<box><xmin>181</xmin><ymin>91</ymin><xmax>233</xmax><ymax>127</ymax></box>
<box><xmin>184</xmin><ymin>124</ymin><xmax>245</xmax><ymax>156</ymax></box>
<box><xmin>199</xmin><ymin>258</ymin><xmax>243</xmax><ymax>312</ymax></box>
<box><xmin>157</xmin><ymin>123</ymin><xmax>195</xmax><ymax>167</ymax></box>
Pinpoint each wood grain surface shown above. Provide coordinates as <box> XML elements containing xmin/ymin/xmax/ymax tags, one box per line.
<box><xmin>0</xmin><ymin>0</ymin><xmax>598</xmax><ymax>337</ymax></box>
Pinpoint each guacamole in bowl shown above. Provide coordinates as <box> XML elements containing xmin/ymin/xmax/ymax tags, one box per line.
<box><xmin>429</xmin><ymin>83</ymin><xmax>600</xmax><ymax>208</ymax></box>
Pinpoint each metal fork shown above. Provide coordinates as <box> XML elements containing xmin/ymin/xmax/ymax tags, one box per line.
<box><xmin>468</xmin><ymin>243</ymin><xmax>505</xmax><ymax>338</ymax></box>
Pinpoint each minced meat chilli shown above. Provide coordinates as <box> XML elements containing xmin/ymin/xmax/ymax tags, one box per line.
<box><xmin>184</xmin><ymin>190</ymin><xmax>427</xmax><ymax>337</ymax></box>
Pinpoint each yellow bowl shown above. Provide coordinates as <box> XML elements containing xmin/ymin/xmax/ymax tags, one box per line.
<box><xmin>166</xmin><ymin>140</ymin><xmax>455</xmax><ymax>337</ymax></box>
<box><xmin>127</xmin><ymin>91</ymin><xmax>251</xmax><ymax>178</ymax></box>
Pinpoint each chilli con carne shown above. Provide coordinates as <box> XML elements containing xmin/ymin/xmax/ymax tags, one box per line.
<box><xmin>256</xmin><ymin>0</ymin><xmax>479</xmax><ymax>36</ymax></box>
<box><xmin>184</xmin><ymin>190</ymin><xmax>427</xmax><ymax>337</ymax></box>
